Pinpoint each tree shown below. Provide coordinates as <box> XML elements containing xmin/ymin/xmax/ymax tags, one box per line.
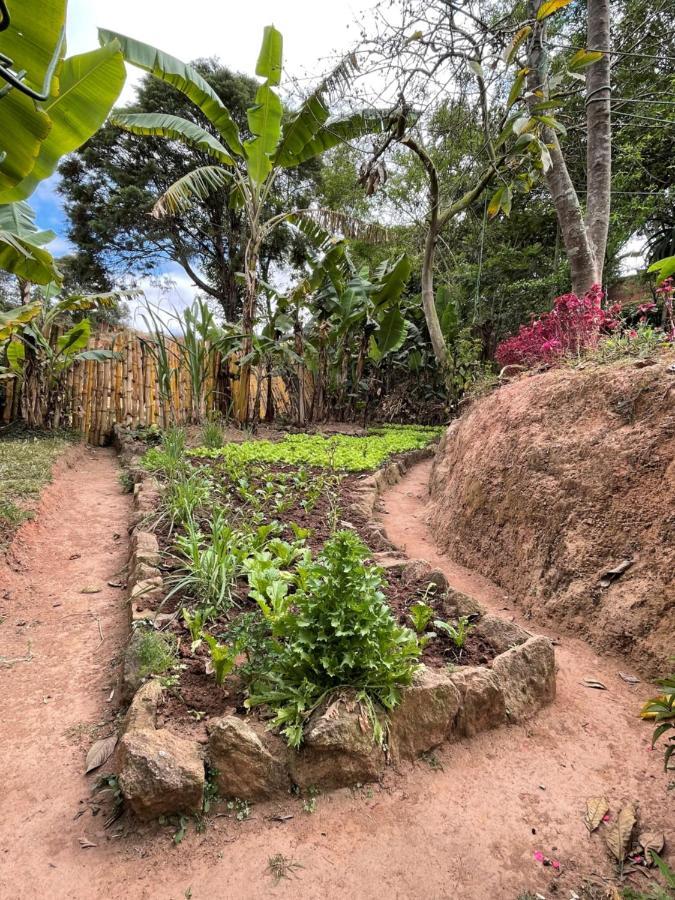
<box><xmin>58</xmin><ymin>60</ymin><xmax>319</xmax><ymax>322</ymax></box>
<box><xmin>102</xmin><ymin>25</ymin><xmax>389</xmax><ymax>419</ymax></box>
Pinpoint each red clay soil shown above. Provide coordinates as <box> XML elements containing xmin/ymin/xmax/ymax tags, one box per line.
<box><xmin>0</xmin><ymin>447</ymin><xmax>672</xmax><ymax>900</ymax></box>
<box><xmin>429</xmin><ymin>353</ymin><xmax>675</xmax><ymax>678</ymax></box>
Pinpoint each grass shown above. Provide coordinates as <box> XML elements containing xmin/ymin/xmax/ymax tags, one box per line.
<box><xmin>0</xmin><ymin>428</ymin><xmax>72</xmax><ymax>546</ymax></box>
<box><xmin>188</xmin><ymin>425</ymin><xmax>443</xmax><ymax>472</ymax></box>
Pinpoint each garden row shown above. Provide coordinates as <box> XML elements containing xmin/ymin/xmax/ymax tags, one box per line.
<box><xmin>111</xmin><ymin>423</ymin><xmax>556</xmax><ymax>820</ymax></box>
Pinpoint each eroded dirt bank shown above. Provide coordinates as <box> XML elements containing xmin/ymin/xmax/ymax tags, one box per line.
<box><xmin>0</xmin><ymin>446</ymin><xmax>671</xmax><ymax>900</ymax></box>
<box><xmin>428</xmin><ymin>354</ymin><xmax>675</xmax><ymax>678</ymax></box>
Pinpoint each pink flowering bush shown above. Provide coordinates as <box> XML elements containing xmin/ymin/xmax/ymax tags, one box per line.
<box><xmin>495</xmin><ymin>284</ymin><xmax>619</xmax><ymax>368</ymax></box>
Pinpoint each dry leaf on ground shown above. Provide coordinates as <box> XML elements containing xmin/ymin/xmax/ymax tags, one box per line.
<box><xmin>605</xmin><ymin>803</ymin><xmax>636</xmax><ymax>862</ymax></box>
<box><xmin>85</xmin><ymin>734</ymin><xmax>117</xmax><ymax>774</ymax></box>
<box><xmin>638</xmin><ymin>831</ymin><xmax>665</xmax><ymax>864</ymax></box>
<box><xmin>582</xmin><ymin>679</ymin><xmax>608</xmax><ymax>690</ymax></box>
<box><xmin>584</xmin><ymin>796</ymin><xmax>610</xmax><ymax>833</ymax></box>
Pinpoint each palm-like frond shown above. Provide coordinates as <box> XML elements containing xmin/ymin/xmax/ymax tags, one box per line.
<box><xmin>292</xmin><ymin>208</ymin><xmax>390</xmax><ymax>245</ymax></box>
<box><xmin>152</xmin><ymin>166</ymin><xmax>232</xmax><ymax>218</ymax></box>
<box><xmin>111</xmin><ymin>113</ymin><xmax>235</xmax><ymax>166</ymax></box>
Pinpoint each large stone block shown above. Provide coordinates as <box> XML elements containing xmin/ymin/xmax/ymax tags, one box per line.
<box><xmin>388</xmin><ymin>666</ymin><xmax>462</xmax><ymax>762</ymax></box>
<box><xmin>207</xmin><ymin>716</ymin><xmax>290</xmax><ymax>800</ymax></box>
<box><xmin>491</xmin><ymin>635</ymin><xmax>556</xmax><ymax>722</ymax></box>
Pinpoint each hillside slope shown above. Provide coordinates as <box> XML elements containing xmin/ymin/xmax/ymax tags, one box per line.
<box><xmin>429</xmin><ymin>352</ymin><xmax>675</xmax><ymax>677</ymax></box>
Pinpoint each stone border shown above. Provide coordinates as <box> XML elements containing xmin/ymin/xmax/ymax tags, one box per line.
<box><xmin>110</xmin><ymin>426</ymin><xmax>556</xmax><ymax>821</ymax></box>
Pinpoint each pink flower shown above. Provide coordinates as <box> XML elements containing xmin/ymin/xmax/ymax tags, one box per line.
<box><xmin>602</xmin><ymin>814</ymin><xmax>610</xmax><ymax>822</ymax></box>
<box><xmin>533</xmin><ymin>851</ymin><xmax>544</xmax><ymax>863</ymax></box>
<box><xmin>551</xmin><ymin>860</ymin><xmax>560</xmax><ymax>870</ymax></box>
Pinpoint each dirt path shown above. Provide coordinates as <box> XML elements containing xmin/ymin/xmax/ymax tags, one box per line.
<box><xmin>0</xmin><ymin>454</ymin><xmax>671</xmax><ymax>900</ymax></box>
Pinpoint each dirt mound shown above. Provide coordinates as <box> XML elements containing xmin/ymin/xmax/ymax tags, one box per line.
<box><xmin>429</xmin><ymin>352</ymin><xmax>675</xmax><ymax>678</ymax></box>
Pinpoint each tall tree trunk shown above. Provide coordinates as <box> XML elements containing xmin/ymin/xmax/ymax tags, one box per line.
<box><xmin>527</xmin><ymin>0</ymin><xmax>611</xmax><ymax>294</ymax></box>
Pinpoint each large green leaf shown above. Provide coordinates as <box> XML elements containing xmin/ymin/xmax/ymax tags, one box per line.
<box><xmin>371</xmin><ymin>255</ymin><xmax>411</xmax><ymax>309</ymax></box>
<box><xmin>648</xmin><ymin>255</ymin><xmax>675</xmax><ymax>282</ymax></box>
<box><xmin>0</xmin><ymin>0</ymin><xmax>66</xmax><ymax>195</ymax></box>
<box><xmin>0</xmin><ymin>201</ymin><xmax>55</xmax><ymax>245</ymax></box>
<box><xmin>0</xmin><ymin>301</ymin><xmax>43</xmax><ymax>341</ymax></box>
<box><xmin>374</xmin><ymin>307</ymin><xmax>407</xmax><ymax>356</ymax></box>
<box><xmin>274</xmin><ymin>93</ymin><xmax>330</xmax><ymax>167</ymax></box>
<box><xmin>0</xmin><ymin>231</ymin><xmax>61</xmax><ymax>284</ymax></box>
<box><xmin>111</xmin><ymin>113</ymin><xmax>235</xmax><ymax>166</ymax></box>
<box><xmin>3</xmin><ymin>43</ymin><xmax>126</xmax><ymax>203</ymax></box>
<box><xmin>98</xmin><ymin>29</ymin><xmax>243</xmax><ymax>155</ymax></box>
<box><xmin>255</xmin><ymin>25</ymin><xmax>283</xmax><ymax>86</ymax></box>
<box><xmin>0</xmin><ymin>0</ymin><xmax>66</xmax><ymax>97</ymax></box>
<box><xmin>57</xmin><ymin>319</ymin><xmax>90</xmax><ymax>356</ymax></box>
<box><xmin>153</xmin><ymin>166</ymin><xmax>232</xmax><ymax>217</ymax></box>
<box><xmin>244</xmin><ymin>83</ymin><xmax>283</xmax><ymax>184</ymax></box>
<box><xmin>283</xmin><ymin>109</ymin><xmax>389</xmax><ymax>167</ymax></box>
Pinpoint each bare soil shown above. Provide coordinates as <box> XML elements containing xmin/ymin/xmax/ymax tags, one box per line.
<box><xmin>0</xmin><ymin>446</ymin><xmax>672</xmax><ymax>900</ymax></box>
<box><xmin>429</xmin><ymin>353</ymin><xmax>675</xmax><ymax>678</ymax></box>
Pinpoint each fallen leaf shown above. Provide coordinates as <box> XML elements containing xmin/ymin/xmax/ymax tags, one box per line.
<box><xmin>80</xmin><ymin>586</ymin><xmax>102</xmax><ymax>595</ymax></box>
<box><xmin>85</xmin><ymin>735</ymin><xmax>117</xmax><ymax>774</ymax></box>
<box><xmin>79</xmin><ymin>838</ymin><xmax>97</xmax><ymax>849</ymax></box>
<box><xmin>582</xmin><ymin>679</ymin><xmax>608</xmax><ymax>690</ymax></box>
<box><xmin>600</xmin><ymin>559</ymin><xmax>632</xmax><ymax>588</ymax></box>
<box><xmin>605</xmin><ymin>803</ymin><xmax>636</xmax><ymax>862</ymax></box>
<box><xmin>584</xmin><ymin>796</ymin><xmax>610</xmax><ymax>832</ymax></box>
<box><xmin>638</xmin><ymin>831</ymin><xmax>665</xmax><ymax>864</ymax></box>
<box><xmin>107</xmin><ymin>581</ymin><xmax>123</xmax><ymax>589</ymax></box>
<box><xmin>69</xmin><ymin>553</ymin><xmax>81</xmax><ymax>560</ymax></box>
<box><xmin>619</xmin><ymin>672</ymin><xmax>640</xmax><ymax>684</ymax></box>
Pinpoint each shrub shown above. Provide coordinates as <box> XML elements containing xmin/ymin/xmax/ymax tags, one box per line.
<box><xmin>246</xmin><ymin>530</ymin><xmax>421</xmax><ymax>747</ymax></box>
<box><xmin>135</xmin><ymin>629</ymin><xmax>178</xmax><ymax>678</ymax></box>
<box><xmin>495</xmin><ymin>284</ymin><xmax>617</xmax><ymax>367</ymax></box>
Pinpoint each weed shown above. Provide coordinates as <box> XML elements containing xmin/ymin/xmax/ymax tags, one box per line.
<box><xmin>422</xmin><ymin>751</ymin><xmax>443</xmax><ymax>771</ymax></box>
<box><xmin>266</xmin><ymin>853</ymin><xmax>303</xmax><ymax>883</ymax></box>
<box><xmin>135</xmin><ymin>629</ymin><xmax>178</xmax><ymax>678</ymax></box>
<box><xmin>201</xmin><ymin>418</ymin><xmax>225</xmax><ymax>450</ymax></box>
<box><xmin>118</xmin><ymin>470</ymin><xmax>135</xmax><ymax>494</ymax></box>
<box><xmin>226</xmin><ymin>798</ymin><xmax>251</xmax><ymax>820</ymax></box>
<box><xmin>640</xmin><ymin>659</ymin><xmax>675</xmax><ymax>772</ymax></box>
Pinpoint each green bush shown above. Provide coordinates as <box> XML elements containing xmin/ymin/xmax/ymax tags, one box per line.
<box><xmin>246</xmin><ymin>530</ymin><xmax>421</xmax><ymax>747</ymax></box>
<box><xmin>136</xmin><ymin>629</ymin><xmax>178</xmax><ymax>678</ymax></box>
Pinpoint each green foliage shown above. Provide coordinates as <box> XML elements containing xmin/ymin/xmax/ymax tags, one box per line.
<box><xmin>202</xmin><ymin>632</ymin><xmax>241</xmax><ymax>686</ymax></box>
<box><xmin>592</xmin><ymin>325</ymin><xmax>671</xmax><ymax>363</ymax></box>
<box><xmin>202</xmin><ymin>419</ymin><xmax>224</xmax><ymax>450</ymax></box>
<box><xmin>246</xmin><ymin>530</ymin><xmax>421</xmax><ymax>747</ymax></box>
<box><xmin>191</xmin><ymin>426</ymin><xmax>441</xmax><ymax>473</ymax></box>
<box><xmin>169</xmin><ymin>511</ymin><xmax>242</xmax><ymax>611</ymax></box>
<box><xmin>135</xmin><ymin>629</ymin><xmax>178</xmax><ymax>678</ymax></box>
<box><xmin>641</xmin><ymin>661</ymin><xmax>675</xmax><ymax>772</ymax></box>
<box><xmin>143</xmin><ymin>427</ymin><xmax>188</xmax><ymax>479</ymax></box>
<box><xmin>408</xmin><ymin>601</ymin><xmax>435</xmax><ymax>634</ymax></box>
<box><xmin>433</xmin><ymin>615</ymin><xmax>474</xmax><ymax>650</ymax></box>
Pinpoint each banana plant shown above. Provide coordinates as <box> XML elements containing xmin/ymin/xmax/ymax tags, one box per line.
<box><xmin>99</xmin><ymin>24</ymin><xmax>390</xmax><ymax>420</ymax></box>
<box><xmin>0</xmin><ymin>0</ymin><xmax>126</xmax><ymax>281</ymax></box>
<box><xmin>1</xmin><ymin>288</ymin><xmax>124</xmax><ymax>427</ymax></box>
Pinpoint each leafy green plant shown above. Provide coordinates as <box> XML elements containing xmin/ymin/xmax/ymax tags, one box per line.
<box><xmin>143</xmin><ymin>427</ymin><xmax>188</xmax><ymax>480</ymax></box>
<box><xmin>408</xmin><ymin>601</ymin><xmax>435</xmax><ymax>634</ymax></box>
<box><xmin>191</xmin><ymin>426</ymin><xmax>442</xmax><ymax>472</ymax></box>
<box><xmin>246</xmin><ymin>530</ymin><xmax>421</xmax><ymax>747</ymax></box>
<box><xmin>118</xmin><ymin>470</ymin><xmax>135</xmax><ymax>494</ymax></box>
<box><xmin>169</xmin><ymin>512</ymin><xmax>240</xmax><ymax>611</ymax></box>
<box><xmin>135</xmin><ymin>629</ymin><xmax>178</xmax><ymax>678</ymax></box>
<box><xmin>641</xmin><ymin>660</ymin><xmax>675</xmax><ymax>772</ymax></box>
<box><xmin>433</xmin><ymin>615</ymin><xmax>474</xmax><ymax>650</ymax></box>
<box><xmin>203</xmin><ymin>632</ymin><xmax>241</xmax><ymax>686</ymax></box>
<box><xmin>202</xmin><ymin>418</ymin><xmax>224</xmax><ymax>450</ymax></box>
<box><xmin>163</xmin><ymin>472</ymin><xmax>211</xmax><ymax>530</ymax></box>
<box><xmin>182</xmin><ymin>606</ymin><xmax>214</xmax><ymax>651</ymax></box>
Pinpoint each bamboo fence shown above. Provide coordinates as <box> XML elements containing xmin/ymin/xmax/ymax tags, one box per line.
<box><xmin>0</xmin><ymin>328</ymin><xmax>303</xmax><ymax>444</ymax></box>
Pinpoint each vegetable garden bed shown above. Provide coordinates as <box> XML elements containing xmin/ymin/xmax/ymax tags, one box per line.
<box><xmin>112</xmin><ymin>423</ymin><xmax>556</xmax><ymax>822</ymax></box>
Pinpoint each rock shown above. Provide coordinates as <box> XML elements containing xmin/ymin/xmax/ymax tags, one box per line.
<box><xmin>474</xmin><ymin>614</ymin><xmax>528</xmax><ymax>654</ymax></box>
<box><xmin>123</xmin><ymin>680</ymin><xmax>162</xmax><ymax>732</ymax></box>
<box><xmin>131</xmin><ymin>530</ymin><xmax>160</xmax><ymax>568</ymax></box>
<box><xmin>389</xmin><ymin>666</ymin><xmax>461</xmax><ymax>762</ymax></box>
<box><xmin>449</xmin><ymin>666</ymin><xmax>506</xmax><ymax>737</ymax></box>
<box><xmin>129</xmin><ymin>576</ymin><xmax>164</xmax><ymax>607</ymax></box>
<box><xmin>426</xmin><ymin>569</ymin><xmax>449</xmax><ymax>592</ymax></box>
<box><xmin>128</xmin><ymin>561</ymin><xmax>162</xmax><ymax>587</ymax></box>
<box><xmin>400</xmin><ymin>558</ymin><xmax>432</xmax><ymax>587</ymax></box>
<box><xmin>442</xmin><ymin>587</ymin><xmax>483</xmax><ymax>618</ymax></box>
<box><xmin>491</xmin><ymin>636</ymin><xmax>556</xmax><ymax>722</ymax></box>
<box><xmin>289</xmin><ymin>694</ymin><xmax>386</xmax><ymax>790</ymax></box>
<box><xmin>207</xmin><ymin>716</ymin><xmax>290</xmax><ymax>800</ymax></box>
<box><xmin>117</xmin><ymin>728</ymin><xmax>204</xmax><ymax>820</ymax></box>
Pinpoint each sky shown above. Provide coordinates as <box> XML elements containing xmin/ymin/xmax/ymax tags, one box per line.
<box><xmin>36</xmin><ymin>0</ymin><xmax>378</xmax><ymax>321</ymax></box>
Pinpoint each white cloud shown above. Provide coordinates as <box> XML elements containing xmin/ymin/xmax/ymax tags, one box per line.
<box><xmin>67</xmin><ymin>0</ymin><xmax>376</xmax><ymax>104</ymax></box>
